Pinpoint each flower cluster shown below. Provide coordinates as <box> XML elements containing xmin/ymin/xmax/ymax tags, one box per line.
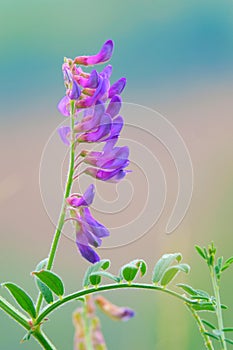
<box><xmin>58</xmin><ymin>40</ymin><xmax>130</xmax><ymax>263</ymax></box>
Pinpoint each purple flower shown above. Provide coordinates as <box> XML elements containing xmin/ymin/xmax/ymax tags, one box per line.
<box><xmin>57</xmin><ymin>96</ymin><xmax>70</xmax><ymax>117</ymax></box>
<box><xmin>74</xmin><ymin>40</ymin><xmax>114</xmax><ymax>66</ymax></box>
<box><xmin>85</xmin><ymin>167</ymin><xmax>128</xmax><ymax>183</ymax></box>
<box><xmin>77</xmin><ymin>113</ymin><xmax>112</xmax><ymax>143</ymax></box>
<box><xmin>66</xmin><ymin>184</ymin><xmax>95</xmax><ymax>208</ymax></box>
<box><xmin>103</xmin><ymin>115</ymin><xmax>124</xmax><ymax>141</ymax></box>
<box><xmin>83</xmin><ymin>141</ymin><xmax>129</xmax><ymax>170</ymax></box>
<box><xmin>100</xmin><ymin>64</ymin><xmax>112</xmax><ymax>79</ymax></box>
<box><xmin>57</xmin><ymin>126</ymin><xmax>70</xmax><ymax>145</ymax></box>
<box><xmin>108</xmin><ymin>77</ymin><xmax>127</xmax><ymax>98</ymax></box>
<box><xmin>76</xmin><ymin>76</ymin><xmax>109</xmax><ymax>109</ymax></box>
<box><xmin>95</xmin><ymin>295</ymin><xmax>135</xmax><ymax>321</ymax></box>
<box><xmin>75</xmin><ymin>207</ymin><xmax>109</xmax><ymax>263</ymax></box>
<box><xmin>68</xmin><ymin>79</ymin><xmax>81</xmax><ymax>100</ymax></box>
<box><xmin>75</xmin><ymin>69</ymin><xmax>99</xmax><ymax>88</ymax></box>
<box><xmin>106</xmin><ymin>95</ymin><xmax>122</xmax><ymax>118</ymax></box>
<box><xmin>74</xmin><ymin>102</ymin><xmax>105</xmax><ymax>133</ymax></box>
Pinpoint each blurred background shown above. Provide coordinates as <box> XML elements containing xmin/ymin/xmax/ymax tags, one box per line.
<box><xmin>1</xmin><ymin>0</ymin><xmax>233</xmax><ymax>349</ymax></box>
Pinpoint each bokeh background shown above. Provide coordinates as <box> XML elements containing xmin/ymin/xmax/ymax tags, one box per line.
<box><xmin>1</xmin><ymin>0</ymin><xmax>233</xmax><ymax>349</ymax></box>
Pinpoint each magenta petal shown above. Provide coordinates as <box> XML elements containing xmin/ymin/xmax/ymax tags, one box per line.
<box><xmin>108</xmin><ymin>78</ymin><xmax>127</xmax><ymax>98</ymax></box>
<box><xmin>76</xmin><ymin>76</ymin><xmax>108</xmax><ymax>109</ymax></box>
<box><xmin>106</xmin><ymin>95</ymin><xmax>122</xmax><ymax>118</ymax></box>
<box><xmin>57</xmin><ymin>126</ymin><xmax>71</xmax><ymax>145</ymax></box>
<box><xmin>57</xmin><ymin>96</ymin><xmax>70</xmax><ymax>117</ymax></box>
<box><xmin>67</xmin><ymin>184</ymin><xmax>95</xmax><ymax>207</ymax></box>
<box><xmin>100</xmin><ymin>64</ymin><xmax>112</xmax><ymax>79</ymax></box>
<box><xmin>76</xmin><ymin>242</ymin><xmax>100</xmax><ymax>263</ymax></box>
<box><xmin>74</xmin><ymin>40</ymin><xmax>114</xmax><ymax>66</ymax></box>
<box><xmin>77</xmin><ymin>69</ymin><xmax>99</xmax><ymax>88</ymax></box>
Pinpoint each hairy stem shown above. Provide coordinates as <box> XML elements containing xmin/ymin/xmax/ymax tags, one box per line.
<box><xmin>186</xmin><ymin>303</ymin><xmax>214</xmax><ymax>350</ymax></box>
<box><xmin>35</xmin><ymin>283</ymin><xmax>196</xmax><ymax>326</ymax></box>
<box><xmin>36</xmin><ymin>100</ymin><xmax>76</xmax><ymax>314</ymax></box>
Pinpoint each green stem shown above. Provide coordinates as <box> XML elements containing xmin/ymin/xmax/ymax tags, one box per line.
<box><xmin>36</xmin><ymin>101</ymin><xmax>76</xmax><ymax>314</ymax></box>
<box><xmin>83</xmin><ymin>297</ymin><xmax>93</xmax><ymax>350</ymax></box>
<box><xmin>47</xmin><ymin>100</ymin><xmax>76</xmax><ymax>271</ymax></box>
<box><xmin>210</xmin><ymin>266</ymin><xmax>227</xmax><ymax>350</ymax></box>
<box><xmin>0</xmin><ymin>296</ymin><xmax>56</xmax><ymax>349</ymax></box>
<box><xmin>0</xmin><ymin>295</ymin><xmax>30</xmax><ymax>330</ymax></box>
<box><xmin>33</xmin><ymin>329</ymin><xmax>57</xmax><ymax>350</ymax></box>
<box><xmin>36</xmin><ymin>283</ymin><xmax>196</xmax><ymax>326</ymax></box>
<box><xmin>186</xmin><ymin>303</ymin><xmax>214</xmax><ymax>350</ymax></box>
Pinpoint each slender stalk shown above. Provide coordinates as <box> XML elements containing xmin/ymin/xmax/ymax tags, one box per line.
<box><xmin>35</xmin><ymin>100</ymin><xmax>76</xmax><ymax>314</ymax></box>
<box><xmin>36</xmin><ymin>283</ymin><xmax>196</xmax><ymax>325</ymax></box>
<box><xmin>186</xmin><ymin>303</ymin><xmax>214</xmax><ymax>350</ymax></box>
<box><xmin>83</xmin><ymin>297</ymin><xmax>93</xmax><ymax>350</ymax></box>
<box><xmin>0</xmin><ymin>295</ymin><xmax>30</xmax><ymax>330</ymax></box>
<box><xmin>210</xmin><ymin>266</ymin><xmax>227</xmax><ymax>350</ymax></box>
<box><xmin>47</xmin><ymin>100</ymin><xmax>76</xmax><ymax>271</ymax></box>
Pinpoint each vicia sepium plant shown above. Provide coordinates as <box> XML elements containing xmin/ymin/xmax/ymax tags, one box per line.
<box><xmin>0</xmin><ymin>40</ymin><xmax>232</xmax><ymax>350</ymax></box>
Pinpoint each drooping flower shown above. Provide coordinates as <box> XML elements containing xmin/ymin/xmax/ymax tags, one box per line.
<box><xmin>74</xmin><ymin>207</ymin><xmax>110</xmax><ymax>263</ymax></box>
<box><xmin>74</xmin><ymin>40</ymin><xmax>114</xmax><ymax>66</ymax></box>
<box><xmin>108</xmin><ymin>77</ymin><xmax>127</xmax><ymax>98</ymax></box>
<box><xmin>67</xmin><ymin>185</ymin><xmax>109</xmax><ymax>263</ymax></box>
<box><xmin>82</xmin><ymin>141</ymin><xmax>129</xmax><ymax>170</ymax></box>
<box><xmin>95</xmin><ymin>295</ymin><xmax>135</xmax><ymax>321</ymax></box>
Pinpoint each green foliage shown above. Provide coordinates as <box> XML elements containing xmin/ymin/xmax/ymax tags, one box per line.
<box><xmin>160</xmin><ymin>264</ymin><xmax>190</xmax><ymax>286</ymax></box>
<box><xmin>2</xmin><ymin>282</ymin><xmax>36</xmax><ymax>319</ymax></box>
<box><xmin>34</xmin><ymin>259</ymin><xmax>53</xmax><ymax>304</ymax></box>
<box><xmin>195</xmin><ymin>245</ymin><xmax>207</xmax><ymax>260</ymax></box>
<box><xmin>89</xmin><ymin>271</ymin><xmax>120</xmax><ymax>285</ymax></box>
<box><xmin>120</xmin><ymin>259</ymin><xmax>147</xmax><ymax>283</ymax></box>
<box><xmin>83</xmin><ymin>260</ymin><xmax>111</xmax><ymax>287</ymax></box>
<box><xmin>152</xmin><ymin>253</ymin><xmax>182</xmax><ymax>284</ymax></box>
<box><xmin>32</xmin><ymin>270</ymin><xmax>64</xmax><ymax>297</ymax></box>
<box><xmin>201</xmin><ymin>319</ymin><xmax>216</xmax><ymax>330</ymax></box>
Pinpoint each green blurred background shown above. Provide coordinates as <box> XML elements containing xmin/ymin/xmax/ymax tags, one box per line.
<box><xmin>1</xmin><ymin>0</ymin><xmax>233</xmax><ymax>349</ymax></box>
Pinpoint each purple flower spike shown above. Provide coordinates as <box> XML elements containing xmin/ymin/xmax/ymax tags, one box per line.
<box><xmin>58</xmin><ymin>126</ymin><xmax>71</xmax><ymax>145</ymax></box>
<box><xmin>57</xmin><ymin>96</ymin><xmax>70</xmax><ymax>117</ymax></box>
<box><xmin>66</xmin><ymin>184</ymin><xmax>95</xmax><ymax>207</ymax></box>
<box><xmin>108</xmin><ymin>77</ymin><xmax>127</xmax><ymax>98</ymax></box>
<box><xmin>68</xmin><ymin>79</ymin><xmax>81</xmax><ymax>100</ymax></box>
<box><xmin>74</xmin><ymin>40</ymin><xmax>114</xmax><ymax>66</ymax></box>
<box><xmin>106</xmin><ymin>95</ymin><xmax>122</xmax><ymax>118</ymax></box>
<box><xmin>78</xmin><ymin>113</ymin><xmax>112</xmax><ymax>143</ymax></box>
